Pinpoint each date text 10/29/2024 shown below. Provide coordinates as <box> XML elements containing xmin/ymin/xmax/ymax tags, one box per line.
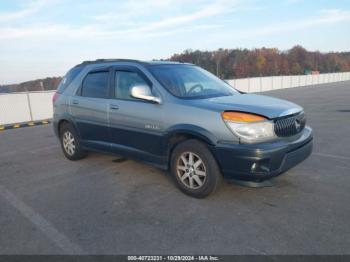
<box><xmin>127</xmin><ymin>256</ymin><xmax>219</xmax><ymax>261</ymax></box>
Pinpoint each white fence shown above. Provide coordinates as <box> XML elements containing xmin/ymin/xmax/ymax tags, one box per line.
<box><xmin>0</xmin><ymin>72</ymin><xmax>350</xmax><ymax>126</ymax></box>
<box><xmin>0</xmin><ymin>91</ymin><xmax>55</xmax><ymax>126</ymax></box>
<box><xmin>227</xmin><ymin>72</ymin><xmax>350</xmax><ymax>93</ymax></box>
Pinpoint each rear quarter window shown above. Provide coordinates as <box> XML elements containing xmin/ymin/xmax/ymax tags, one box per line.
<box><xmin>57</xmin><ymin>66</ymin><xmax>84</xmax><ymax>93</ymax></box>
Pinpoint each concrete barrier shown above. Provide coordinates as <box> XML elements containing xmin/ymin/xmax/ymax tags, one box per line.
<box><xmin>227</xmin><ymin>71</ymin><xmax>350</xmax><ymax>93</ymax></box>
<box><xmin>28</xmin><ymin>92</ymin><xmax>55</xmax><ymax>121</ymax></box>
<box><xmin>0</xmin><ymin>93</ymin><xmax>32</xmax><ymax>124</ymax></box>
<box><xmin>0</xmin><ymin>91</ymin><xmax>55</xmax><ymax>126</ymax></box>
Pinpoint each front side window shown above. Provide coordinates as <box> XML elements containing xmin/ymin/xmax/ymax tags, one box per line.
<box><xmin>148</xmin><ymin>64</ymin><xmax>238</xmax><ymax>99</ymax></box>
<box><xmin>115</xmin><ymin>71</ymin><xmax>149</xmax><ymax>100</ymax></box>
<box><xmin>81</xmin><ymin>71</ymin><xmax>109</xmax><ymax>98</ymax></box>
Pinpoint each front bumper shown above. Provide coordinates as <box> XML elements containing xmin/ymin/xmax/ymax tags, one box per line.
<box><xmin>211</xmin><ymin>127</ymin><xmax>313</xmax><ymax>181</ymax></box>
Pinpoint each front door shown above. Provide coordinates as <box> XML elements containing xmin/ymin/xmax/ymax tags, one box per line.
<box><xmin>108</xmin><ymin>67</ymin><xmax>165</xmax><ymax>165</ymax></box>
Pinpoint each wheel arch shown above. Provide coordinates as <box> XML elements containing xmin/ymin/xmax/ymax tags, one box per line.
<box><xmin>55</xmin><ymin>115</ymin><xmax>80</xmax><ymax>138</ymax></box>
<box><xmin>164</xmin><ymin>124</ymin><xmax>218</xmax><ymax>168</ymax></box>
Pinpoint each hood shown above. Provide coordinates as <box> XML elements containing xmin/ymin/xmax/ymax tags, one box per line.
<box><xmin>190</xmin><ymin>94</ymin><xmax>303</xmax><ymax>119</ymax></box>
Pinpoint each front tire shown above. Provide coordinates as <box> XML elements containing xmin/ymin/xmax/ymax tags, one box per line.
<box><xmin>59</xmin><ymin>123</ymin><xmax>87</xmax><ymax>161</ymax></box>
<box><xmin>170</xmin><ymin>139</ymin><xmax>222</xmax><ymax>198</ymax></box>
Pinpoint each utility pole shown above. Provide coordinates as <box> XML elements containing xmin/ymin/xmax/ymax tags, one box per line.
<box><xmin>213</xmin><ymin>49</ymin><xmax>224</xmax><ymax>78</ymax></box>
<box><xmin>216</xmin><ymin>60</ymin><xmax>220</xmax><ymax>77</ymax></box>
<box><xmin>40</xmin><ymin>81</ymin><xmax>44</xmax><ymax>91</ymax></box>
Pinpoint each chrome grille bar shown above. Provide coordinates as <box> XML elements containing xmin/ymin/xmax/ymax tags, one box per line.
<box><xmin>274</xmin><ymin>112</ymin><xmax>306</xmax><ymax>137</ymax></box>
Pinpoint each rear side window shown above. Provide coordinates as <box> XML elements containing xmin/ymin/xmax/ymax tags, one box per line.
<box><xmin>57</xmin><ymin>66</ymin><xmax>84</xmax><ymax>93</ymax></box>
<box><xmin>81</xmin><ymin>71</ymin><xmax>109</xmax><ymax>99</ymax></box>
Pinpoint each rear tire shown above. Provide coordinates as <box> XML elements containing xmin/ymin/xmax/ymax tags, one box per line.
<box><xmin>170</xmin><ymin>139</ymin><xmax>222</xmax><ymax>198</ymax></box>
<box><xmin>59</xmin><ymin>123</ymin><xmax>87</xmax><ymax>161</ymax></box>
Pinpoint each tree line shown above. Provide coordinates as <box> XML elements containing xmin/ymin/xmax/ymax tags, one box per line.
<box><xmin>2</xmin><ymin>45</ymin><xmax>350</xmax><ymax>92</ymax></box>
<box><xmin>0</xmin><ymin>77</ymin><xmax>62</xmax><ymax>93</ymax></box>
<box><xmin>169</xmin><ymin>45</ymin><xmax>350</xmax><ymax>79</ymax></box>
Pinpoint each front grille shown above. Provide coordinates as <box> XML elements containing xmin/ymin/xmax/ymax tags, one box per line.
<box><xmin>274</xmin><ymin>112</ymin><xmax>306</xmax><ymax>137</ymax></box>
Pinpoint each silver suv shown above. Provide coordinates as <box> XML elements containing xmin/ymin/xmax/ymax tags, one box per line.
<box><xmin>53</xmin><ymin>59</ymin><xmax>313</xmax><ymax>198</ymax></box>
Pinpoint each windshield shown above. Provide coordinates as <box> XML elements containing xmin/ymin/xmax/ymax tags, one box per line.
<box><xmin>148</xmin><ymin>64</ymin><xmax>238</xmax><ymax>99</ymax></box>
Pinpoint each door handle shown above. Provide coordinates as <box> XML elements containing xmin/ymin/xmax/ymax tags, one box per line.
<box><xmin>110</xmin><ymin>104</ymin><xmax>119</xmax><ymax>110</ymax></box>
<box><xmin>72</xmin><ymin>99</ymin><xmax>79</xmax><ymax>105</ymax></box>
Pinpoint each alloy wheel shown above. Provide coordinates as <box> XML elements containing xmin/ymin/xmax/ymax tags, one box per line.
<box><xmin>62</xmin><ymin>131</ymin><xmax>76</xmax><ymax>156</ymax></box>
<box><xmin>176</xmin><ymin>152</ymin><xmax>207</xmax><ymax>189</ymax></box>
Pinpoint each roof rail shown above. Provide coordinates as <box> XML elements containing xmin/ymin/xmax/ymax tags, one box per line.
<box><xmin>76</xmin><ymin>59</ymin><xmax>144</xmax><ymax>67</ymax></box>
<box><xmin>72</xmin><ymin>59</ymin><xmax>190</xmax><ymax>69</ymax></box>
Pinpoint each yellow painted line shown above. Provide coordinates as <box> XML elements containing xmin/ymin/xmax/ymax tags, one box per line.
<box><xmin>28</xmin><ymin>122</ymin><xmax>35</xmax><ymax>126</ymax></box>
<box><xmin>42</xmin><ymin>121</ymin><xmax>49</xmax><ymax>124</ymax></box>
<box><xmin>13</xmin><ymin>124</ymin><xmax>20</xmax><ymax>128</ymax></box>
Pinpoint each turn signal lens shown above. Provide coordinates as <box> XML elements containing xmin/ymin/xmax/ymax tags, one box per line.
<box><xmin>221</xmin><ymin>112</ymin><xmax>267</xmax><ymax>122</ymax></box>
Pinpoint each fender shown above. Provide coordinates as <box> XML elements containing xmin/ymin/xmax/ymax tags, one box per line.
<box><xmin>53</xmin><ymin>113</ymin><xmax>81</xmax><ymax>139</ymax></box>
<box><xmin>165</xmin><ymin>124</ymin><xmax>218</xmax><ymax>146</ymax></box>
<box><xmin>162</xmin><ymin>124</ymin><xmax>219</xmax><ymax>167</ymax></box>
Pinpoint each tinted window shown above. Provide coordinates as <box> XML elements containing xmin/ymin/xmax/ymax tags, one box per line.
<box><xmin>82</xmin><ymin>71</ymin><xmax>109</xmax><ymax>98</ymax></box>
<box><xmin>149</xmin><ymin>65</ymin><xmax>238</xmax><ymax>99</ymax></box>
<box><xmin>115</xmin><ymin>71</ymin><xmax>149</xmax><ymax>100</ymax></box>
<box><xmin>57</xmin><ymin>66</ymin><xmax>84</xmax><ymax>93</ymax></box>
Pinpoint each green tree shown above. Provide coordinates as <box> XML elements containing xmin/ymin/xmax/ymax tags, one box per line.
<box><xmin>256</xmin><ymin>53</ymin><xmax>266</xmax><ymax>75</ymax></box>
<box><xmin>291</xmin><ymin>63</ymin><xmax>302</xmax><ymax>74</ymax></box>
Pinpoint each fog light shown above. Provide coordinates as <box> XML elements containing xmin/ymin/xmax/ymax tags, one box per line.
<box><xmin>250</xmin><ymin>160</ymin><xmax>270</xmax><ymax>173</ymax></box>
<box><xmin>251</xmin><ymin>163</ymin><xmax>257</xmax><ymax>172</ymax></box>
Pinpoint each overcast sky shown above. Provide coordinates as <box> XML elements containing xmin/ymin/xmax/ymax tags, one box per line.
<box><xmin>1</xmin><ymin>0</ymin><xmax>350</xmax><ymax>84</ymax></box>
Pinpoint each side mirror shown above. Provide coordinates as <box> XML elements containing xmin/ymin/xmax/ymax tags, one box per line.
<box><xmin>130</xmin><ymin>85</ymin><xmax>161</xmax><ymax>104</ymax></box>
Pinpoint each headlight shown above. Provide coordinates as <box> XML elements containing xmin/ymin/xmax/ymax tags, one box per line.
<box><xmin>221</xmin><ymin>112</ymin><xmax>276</xmax><ymax>143</ymax></box>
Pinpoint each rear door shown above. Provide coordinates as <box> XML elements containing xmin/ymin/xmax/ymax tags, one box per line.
<box><xmin>108</xmin><ymin>66</ymin><xmax>165</xmax><ymax>165</ymax></box>
<box><xmin>69</xmin><ymin>69</ymin><xmax>111</xmax><ymax>151</ymax></box>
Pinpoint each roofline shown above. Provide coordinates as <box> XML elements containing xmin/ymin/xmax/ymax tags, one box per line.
<box><xmin>75</xmin><ymin>59</ymin><xmax>145</xmax><ymax>67</ymax></box>
<box><xmin>147</xmin><ymin>61</ymin><xmax>194</xmax><ymax>66</ymax></box>
<box><xmin>73</xmin><ymin>59</ymin><xmax>193</xmax><ymax>68</ymax></box>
